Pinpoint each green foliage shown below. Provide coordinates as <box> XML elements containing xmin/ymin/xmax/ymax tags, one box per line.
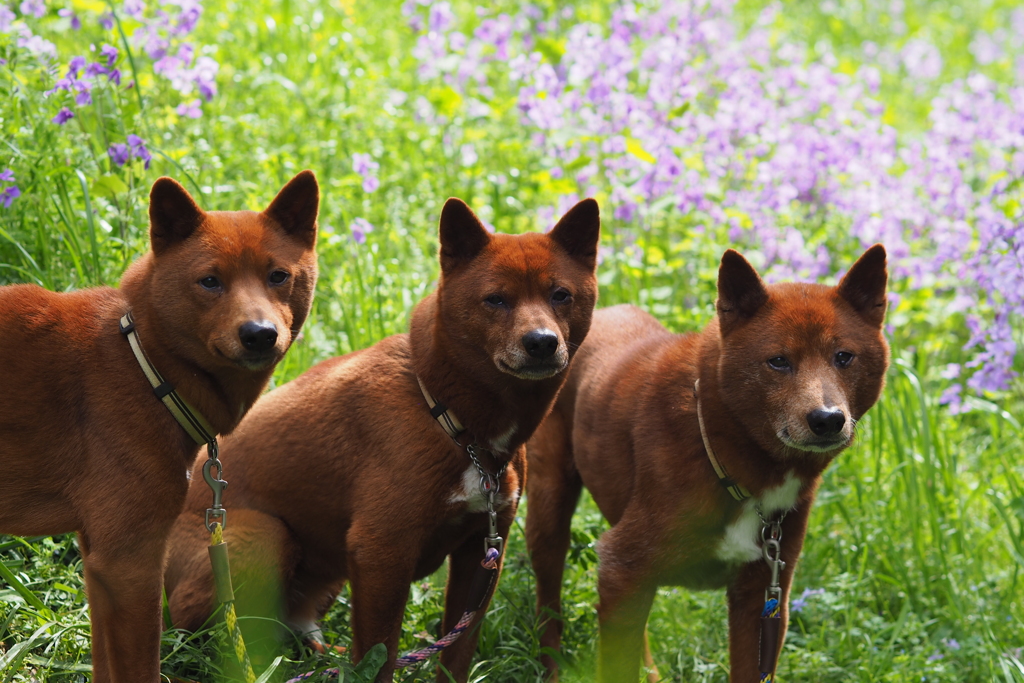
<box><xmin>1</xmin><ymin>0</ymin><xmax>1023</xmax><ymax>681</ymax></box>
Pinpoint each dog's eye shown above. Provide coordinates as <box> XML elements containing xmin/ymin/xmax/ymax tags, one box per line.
<box><xmin>484</xmin><ymin>294</ymin><xmax>505</xmax><ymax>307</ymax></box>
<box><xmin>835</xmin><ymin>351</ymin><xmax>855</xmax><ymax>368</ymax></box>
<box><xmin>268</xmin><ymin>270</ymin><xmax>290</xmax><ymax>286</ymax></box>
<box><xmin>199</xmin><ymin>276</ymin><xmax>221</xmax><ymax>290</ymax></box>
<box><xmin>767</xmin><ymin>356</ymin><xmax>791</xmax><ymax>371</ymax></box>
<box><xmin>551</xmin><ymin>289</ymin><xmax>571</xmax><ymax>304</ymax></box>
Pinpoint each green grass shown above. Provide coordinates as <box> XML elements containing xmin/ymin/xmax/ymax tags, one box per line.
<box><xmin>2</xmin><ymin>0</ymin><xmax>1024</xmax><ymax>681</ymax></box>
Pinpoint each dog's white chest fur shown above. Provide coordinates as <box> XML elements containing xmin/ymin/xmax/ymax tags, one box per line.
<box><xmin>449</xmin><ymin>464</ymin><xmax>518</xmax><ymax>513</ymax></box>
<box><xmin>714</xmin><ymin>472</ymin><xmax>802</xmax><ymax>564</ymax></box>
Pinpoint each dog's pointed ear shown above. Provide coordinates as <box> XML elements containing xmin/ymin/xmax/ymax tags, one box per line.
<box><xmin>716</xmin><ymin>249</ymin><xmax>769</xmax><ymax>336</ymax></box>
<box><xmin>837</xmin><ymin>244</ymin><xmax>888</xmax><ymax>327</ymax></box>
<box><xmin>264</xmin><ymin>170</ymin><xmax>319</xmax><ymax>248</ymax></box>
<box><xmin>549</xmin><ymin>198</ymin><xmax>600</xmax><ymax>271</ymax></box>
<box><xmin>149</xmin><ymin>177</ymin><xmax>205</xmax><ymax>256</ymax></box>
<box><xmin>439</xmin><ymin>198</ymin><xmax>490</xmax><ymax>273</ymax></box>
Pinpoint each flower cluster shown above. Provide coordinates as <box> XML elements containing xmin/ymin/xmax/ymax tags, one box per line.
<box><xmin>0</xmin><ymin>169</ymin><xmax>20</xmax><ymax>208</ymax></box>
<box><xmin>129</xmin><ymin>0</ymin><xmax>218</xmax><ymax>115</ymax></box>
<box><xmin>45</xmin><ymin>47</ymin><xmax>122</xmax><ymax>117</ymax></box>
<box><xmin>349</xmin><ymin>217</ymin><xmax>374</xmax><ymax>244</ymax></box>
<box><xmin>407</xmin><ymin>0</ymin><xmax>1024</xmax><ymax>404</ymax></box>
<box><xmin>108</xmin><ymin>134</ymin><xmax>152</xmax><ymax>169</ymax></box>
<box><xmin>4</xmin><ymin>0</ymin><xmax>218</xmax><ymax>118</ymax></box>
<box><xmin>352</xmin><ymin>153</ymin><xmax>380</xmax><ymax>193</ymax></box>
<box><xmin>1</xmin><ymin>2</ymin><xmax>57</xmax><ymax>60</ymax></box>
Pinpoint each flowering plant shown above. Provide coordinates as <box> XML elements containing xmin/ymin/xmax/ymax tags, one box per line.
<box><xmin>404</xmin><ymin>0</ymin><xmax>1024</xmax><ymax>407</ymax></box>
<box><xmin>0</xmin><ymin>0</ymin><xmax>218</xmax><ymax>287</ymax></box>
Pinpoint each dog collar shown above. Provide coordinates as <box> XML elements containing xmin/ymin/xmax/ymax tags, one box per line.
<box><xmin>694</xmin><ymin>379</ymin><xmax>751</xmax><ymax>501</ymax></box>
<box><xmin>416</xmin><ymin>376</ymin><xmax>465</xmax><ymax>440</ymax></box>
<box><xmin>119</xmin><ymin>311</ymin><xmax>217</xmax><ymax>446</ymax></box>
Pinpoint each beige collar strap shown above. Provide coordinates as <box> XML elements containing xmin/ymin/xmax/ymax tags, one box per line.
<box><xmin>417</xmin><ymin>375</ymin><xmax>465</xmax><ymax>440</ymax></box>
<box><xmin>694</xmin><ymin>379</ymin><xmax>751</xmax><ymax>501</ymax></box>
<box><xmin>119</xmin><ymin>311</ymin><xmax>217</xmax><ymax>446</ymax></box>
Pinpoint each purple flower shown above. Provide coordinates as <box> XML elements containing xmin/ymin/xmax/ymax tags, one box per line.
<box><xmin>970</xmin><ymin>32</ymin><xmax>1002</xmax><ymax>66</ymax></box>
<box><xmin>789</xmin><ymin>587</ymin><xmax>824</xmax><ymax>613</ymax></box>
<box><xmin>194</xmin><ymin>56</ymin><xmax>218</xmax><ymax>100</ymax></box>
<box><xmin>928</xmin><ymin>651</ymin><xmax>944</xmax><ymax>662</ymax></box>
<box><xmin>19</xmin><ymin>0</ymin><xmax>46</xmax><ymax>19</ymax></box>
<box><xmin>127</xmin><ymin>134</ymin><xmax>152</xmax><ymax>169</ymax></box>
<box><xmin>75</xmin><ymin>91</ymin><xmax>92</xmax><ymax>106</ymax></box>
<box><xmin>108</xmin><ymin>143</ymin><xmax>130</xmax><ymax>167</ymax></box>
<box><xmin>349</xmin><ymin>217</ymin><xmax>374</xmax><ymax>244</ymax></box>
<box><xmin>351</xmin><ymin>152</ymin><xmax>378</xmax><ymax>176</ymax></box>
<box><xmin>44</xmin><ymin>80</ymin><xmax>67</xmax><ymax>96</ymax></box>
<box><xmin>68</xmin><ymin>55</ymin><xmax>87</xmax><ymax>77</ymax></box>
<box><xmin>902</xmin><ymin>39</ymin><xmax>942</xmax><ymax>81</ymax></box>
<box><xmin>123</xmin><ymin>0</ymin><xmax>146</xmax><ymax>20</ymax></box>
<box><xmin>0</xmin><ymin>6</ymin><xmax>15</xmax><ymax>32</ymax></box>
<box><xmin>17</xmin><ymin>33</ymin><xmax>58</xmax><ymax>60</ymax></box>
<box><xmin>99</xmin><ymin>12</ymin><xmax>114</xmax><ymax>30</ymax></box>
<box><xmin>352</xmin><ymin>152</ymin><xmax>380</xmax><ymax>192</ymax></box>
<box><xmin>58</xmin><ymin>8</ymin><xmax>81</xmax><ymax>30</ymax></box>
<box><xmin>175</xmin><ymin>4</ymin><xmax>201</xmax><ymax>35</ymax></box>
<box><xmin>108</xmin><ymin>68</ymin><xmax>121</xmax><ymax>85</ymax></box>
<box><xmin>100</xmin><ymin>44</ymin><xmax>119</xmax><ymax>67</ymax></box>
<box><xmin>85</xmin><ymin>62</ymin><xmax>109</xmax><ymax>78</ymax></box>
<box><xmin>943</xmin><ymin>638</ymin><xmax>961</xmax><ymax>651</ymax></box>
<box><xmin>52</xmin><ymin>107</ymin><xmax>75</xmax><ymax>124</ymax></box>
<box><xmin>0</xmin><ymin>169</ymin><xmax>13</xmax><ymax>183</ymax></box>
<box><xmin>428</xmin><ymin>2</ymin><xmax>455</xmax><ymax>33</ymax></box>
<box><xmin>176</xmin><ymin>98</ymin><xmax>202</xmax><ymax>118</ymax></box>
<box><xmin>0</xmin><ymin>186</ymin><xmax>20</xmax><ymax>209</ymax></box>
<box><xmin>939</xmin><ymin>384</ymin><xmax>964</xmax><ymax>413</ymax></box>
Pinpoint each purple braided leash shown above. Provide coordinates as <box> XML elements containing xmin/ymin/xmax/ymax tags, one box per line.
<box><xmin>284</xmin><ymin>548</ymin><xmax>502</xmax><ymax>683</ymax></box>
<box><xmin>394</xmin><ymin>610</ymin><xmax>477</xmax><ymax>668</ymax></box>
<box><xmin>285</xmin><ymin>667</ymin><xmax>340</xmax><ymax>682</ymax></box>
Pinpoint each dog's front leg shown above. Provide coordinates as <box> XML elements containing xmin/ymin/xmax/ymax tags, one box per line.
<box><xmin>726</xmin><ymin>500</ymin><xmax>812</xmax><ymax>682</ymax></box>
<box><xmin>81</xmin><ymin>531</ymin><xmax>166</xmax><ymax>683</ymax></box>
<box><xmin>346</xmin><ymin>540</ymin><xmax>417</xmax><ymax>682</ymax></box>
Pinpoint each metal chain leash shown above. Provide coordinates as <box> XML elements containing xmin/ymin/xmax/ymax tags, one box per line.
<box><xmin>466</xmin><ymin>443</ymin><xmax>507</xmax><ymax>555</ymax></box>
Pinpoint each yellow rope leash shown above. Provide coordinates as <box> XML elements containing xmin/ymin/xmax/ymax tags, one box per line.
<box><xmin>209</xmin><ymin>522</ymin><xmax>256</xmax><ymax>683</ymax></box>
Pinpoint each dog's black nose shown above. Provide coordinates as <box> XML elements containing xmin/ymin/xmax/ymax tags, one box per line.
<box><xmin>807</xmin><ymin>408</ymin><xmax>846</xmax><ymax>436</ymax></box>
<box><xmin>522</xmin><ymin>328</ymin><xmax>559</xmax><ymax>359</ymax></box>
<box><xmin>239</xmin><ymin>321</ymin><xmax>278</xmax><ymax>352</ymax></box>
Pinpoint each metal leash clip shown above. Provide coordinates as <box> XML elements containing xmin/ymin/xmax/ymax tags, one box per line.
<box><xmin>758</xmin><ymin>507</ymin><xmax>786</xmax><ymax>601</ymax></box>
<box><xmin>203</xmin><ymin>440</ymin><xmax>228</xmax><ymax>531</ymax></box>
<box><xmin>484</xmin><ymin>489</ymin><xmax>504</xmax><ymax>555</ymax></box>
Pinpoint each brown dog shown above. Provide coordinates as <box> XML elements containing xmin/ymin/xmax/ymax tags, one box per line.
<box><xmin>162</xmin><ymin>197</ymin><xmax>600</xmax><ymax>682</ymax></box>
<box><xmin>526</xmin><ymin>246</ymin><xmax>889</xmax><ymax>682</ymax></box>
<box><xmin>0</xmin><ymin>171</ymin><xmax>319</xmax><ymax>683</ymax></box>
